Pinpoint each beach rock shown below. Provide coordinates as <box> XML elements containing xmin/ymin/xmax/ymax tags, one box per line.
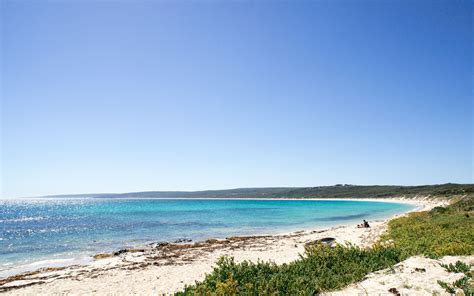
<box><xmin>111</xmin><ymin>248</ymin><xmax>146</xmax><ymax>256</ymax></box>
<box><xmin>173</xmin><ymin>238</ymin><xmax>192</xmax><ymax>244</ymax></box>
<box><xmin>93</xmin><ymin>253</ymin><xmax>113</xmax><ymax>260</ymax></box>
<box><xmin>113</xmin><ymin>249</ymin><xmax>128</xmax><ymax>256</ymax></box>
<box><xmin>388</xmin><ymin>287</ymin><xmax>400</xmax><ymax>296</ymax></box>
<box><xmin>149</xmin><ymin>242</ymin><xmax>170</xmax><ymax>248</ymax></box>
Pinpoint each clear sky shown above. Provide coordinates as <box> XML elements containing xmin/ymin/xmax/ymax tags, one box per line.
<box><xmin>1</xmin><ymin>0</ymin><xmax>472</xmax><ymax>198</ymax></box>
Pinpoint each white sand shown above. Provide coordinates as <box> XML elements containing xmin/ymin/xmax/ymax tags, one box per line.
<box><xmin>327</xmin><ymin>255</ymin><xmax>473</xmax><ymax>296</ymax></box>
<box><xmin>1</xmin><ymin>197</ymin><xmax>466</xmax><ymax>295</ymax></box>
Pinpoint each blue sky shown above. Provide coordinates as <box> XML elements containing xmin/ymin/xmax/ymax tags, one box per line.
<box><xmin>1</xmin><ymin>0</ymin><xmax>472</xmax><ymax>198</ymax></box>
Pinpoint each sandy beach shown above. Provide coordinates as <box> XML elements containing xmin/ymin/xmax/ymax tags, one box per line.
<box><xmin>1</xmin><ymin>197</ymin><xmax>470</xmax><ymax>295</ymax></box>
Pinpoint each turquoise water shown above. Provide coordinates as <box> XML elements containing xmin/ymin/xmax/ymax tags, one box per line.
<box><xmin>0</xmin><ymin>198</ymin><xmax>413</xmax><ymax>277</ymax></box>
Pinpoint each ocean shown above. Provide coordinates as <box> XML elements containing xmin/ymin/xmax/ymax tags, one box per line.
<box><xmin>0</xmin><ymin>198</ymin><xmax>414</xmax><ymax>277</ymax></box>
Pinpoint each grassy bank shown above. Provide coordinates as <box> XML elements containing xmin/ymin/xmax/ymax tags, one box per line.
<box><xmin>380</xmin><ymin>196</ymin><xmax>474</xmax><ymax>258</ymax></box>
<box><xmin>177</xmin><ymin>196</ymin><xmax>473</xmax><ymax>295</ymax></box>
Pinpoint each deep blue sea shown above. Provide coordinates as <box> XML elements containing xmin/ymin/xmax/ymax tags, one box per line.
<box><xmin>0</xmin><ymin>198</ymin><xmax>414</xmax><ymax>277</ymax></box>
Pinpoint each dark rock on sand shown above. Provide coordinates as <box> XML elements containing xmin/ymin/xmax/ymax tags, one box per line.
<box><xmin>173</xmin><ymin>238</ymin><xmax>193</xmax><ymax>244</ymax></box>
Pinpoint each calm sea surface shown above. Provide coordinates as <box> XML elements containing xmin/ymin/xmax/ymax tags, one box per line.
<box><xmin>0</xmin><ymin>198</ymin><xmax>414</xmax><ymax>277</ymax></box>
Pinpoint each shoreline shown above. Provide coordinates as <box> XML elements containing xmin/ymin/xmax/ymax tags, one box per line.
<box><xmin>3</xmin><ymin>196</ymin><xmax>446</xmax><ymax>205</ymax></box>
<box><xmin>0</xmin><ymin>198</ymin><xmax>423</xmax><ymax>276</ymax></box>
<box><xmin>0</xmin><ymin>197</ymin><xmax>448</xmax><ymax>294</ymax></box>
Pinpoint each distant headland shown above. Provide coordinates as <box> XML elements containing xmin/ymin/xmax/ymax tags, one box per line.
<box><xmin>38</xmin><ymin>183</ymin><xmax>474</xmax><ymax>200</ymax></box>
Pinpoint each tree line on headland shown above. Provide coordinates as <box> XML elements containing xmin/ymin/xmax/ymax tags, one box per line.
<box><xmin>44</xmin><ymin>183</ymin><xmax>474</xmax><ymax>199</ymax></box>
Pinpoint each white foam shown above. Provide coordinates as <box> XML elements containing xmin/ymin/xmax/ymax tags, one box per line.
<box><xmin>25</xmin><ymin>258</ymin><xmax>76</xmax><ymax>267</ymax></box>
<box><xmin>0</xmin><ymin>256</ymin><xmax>92</xmax><ymax>279</ymax></box>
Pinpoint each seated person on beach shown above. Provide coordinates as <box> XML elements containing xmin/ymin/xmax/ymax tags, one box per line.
<box><xmin>357</xmin><ymin>220</ymin><xmax>370</xmax><ymax>228</ymax></box>
<box><xmin>363</xmin><ymin>219</ymin><xmax>370</xmax><ymax>228</ymax></box>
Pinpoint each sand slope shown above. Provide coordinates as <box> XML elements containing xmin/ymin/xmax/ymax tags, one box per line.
<box><xmin>327</xmin><ymin>255</ymin><xmax>473</xmax><ymax>296</ymax></box>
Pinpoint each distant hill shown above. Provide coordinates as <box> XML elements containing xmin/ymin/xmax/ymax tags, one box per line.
<box><xmin>40</xmin><ymin>183</ymin><xmax>474</xmax><ymax>200</ymax></box>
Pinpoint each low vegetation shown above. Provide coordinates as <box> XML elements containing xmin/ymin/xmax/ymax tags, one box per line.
<box><xmin>380</xmin><ymin>196</ymin><xmax>474</xmax><ymax>258</ymax></box>
<box><xmin>176</xmin><ymin>196</ymin><xmax>473</xmax><ymax>295</ymax></box>
<box><xmin>441</xmin><ymin>261</ymin><xmax>471</xmax><ymax>274</ymax></box>
<box><xmin>438</xmin><ymin>261</ymin><xmax>473</xmax><ymax>295</ymax></box>
<box><xmin>177</xmin><ymin>244</ymin><xmax>404</xmax><ymax>295</ymax></box>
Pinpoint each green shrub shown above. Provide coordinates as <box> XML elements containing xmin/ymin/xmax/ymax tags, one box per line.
<box><xmin>438</xmin><ymin>260</ymin><xmax>473</xmax><ymax>295</ymax></box>
<box><xmin>177</xmin><ymin>244</ymin><xmax>403</xmax><ymax>295</ymax></box>
<box><xmin>380</xmin><ymin>197</ymin><xmax>474</xmax><ymax>258</ymax></box>
<box><xmin>441</xmin><ymin>261</ymin><xmax>471</xmax><ymax>274</ymax></box>
<box><xmin>438</xmin><ymin>276</ymin><xmax>473</xmax><ymax>295</ymax></box>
